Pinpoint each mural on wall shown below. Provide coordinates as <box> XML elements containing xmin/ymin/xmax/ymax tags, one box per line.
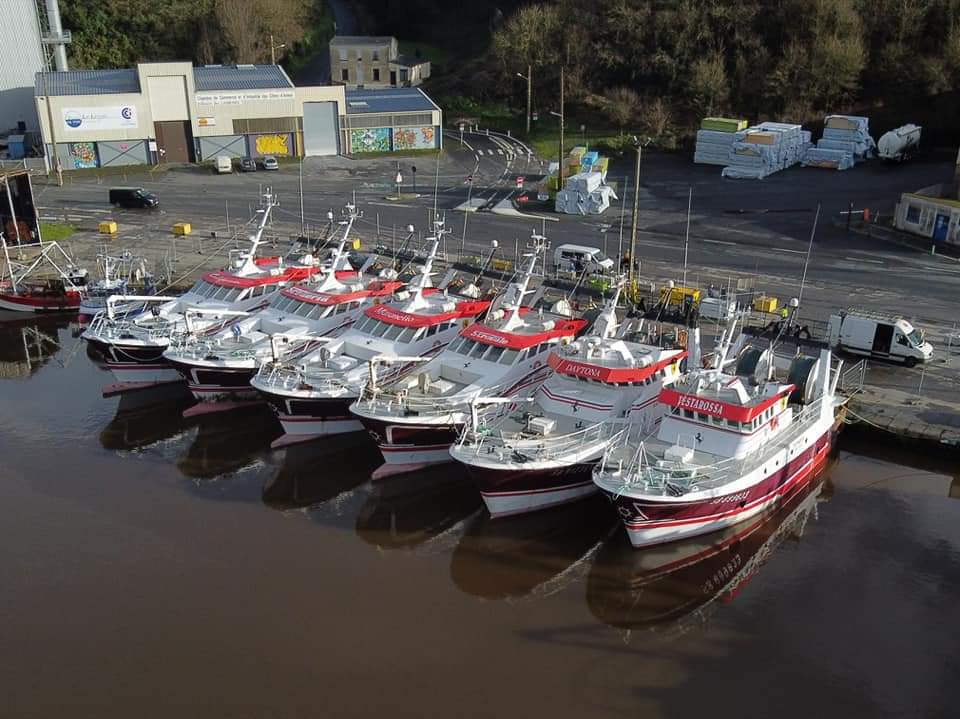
<box><xmin>350</xmin><ymin>128</ymin><xmax>391</xmax><ymax>153</ymax></box>
<box><xmin>255</xmin><ymin>134</ymin><xmax>290</xmax><ymax>156</ymax></box>
<box><xmin>393</xmin><ymin>127</ymin><xmax>435</xmax><ymax>151</ymax></box>
<box><xmin>69</xmin><ymin>142</ymin><xmax>97</xmax><ymax>169</ymax></box>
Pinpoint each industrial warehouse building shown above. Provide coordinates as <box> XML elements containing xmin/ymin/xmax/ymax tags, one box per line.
<box><xmin>33</xmin><ymin>62</ymin><xmax>442</xmax><ymax>169</ymax></box>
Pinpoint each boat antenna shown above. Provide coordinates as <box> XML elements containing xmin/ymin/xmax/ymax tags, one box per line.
<box><xmin>797</xmin><ymin>203</ymin><xmax>820</xmax><ymax>311</ymax></box>
<box><xmin>682</xmin><ymin>186</ymin><xmax>692</xmax><ymax>289</ymax></box>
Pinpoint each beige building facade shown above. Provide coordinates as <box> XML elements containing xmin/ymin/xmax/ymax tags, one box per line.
<box><xmin>330</xmin><ymin>36</ymin><xmax>430</xmax><ymax>88</ymax></box>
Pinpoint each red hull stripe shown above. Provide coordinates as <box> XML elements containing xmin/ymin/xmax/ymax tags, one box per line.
<box><xmin>659</xmin><ymin>385</ymin><xmax>794</xmax><ymax>423</ymax></box>
<box><xmin>481</xmin><ymin>478</ymin><xmax>594</xmax><ymax>498</ymax></box>
<box><xmin>548</xmin><ymin>350</ymin><xmax>685</xmax><ymax>384</ymax></box>
<box><xmin>459</xmin><ymin>319</ymin><xmax>586</xmax><ymax>350</ymax></box>
<box><xmin>624</xmin><ymin>441</ymin><xmax>829</xmax><ymax>529</ymax></box>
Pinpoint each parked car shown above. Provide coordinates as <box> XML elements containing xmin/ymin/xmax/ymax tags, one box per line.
<box><xmin>261</xmin><ymin>156</ymin><xmax>279</xmax><ymax>171</ymax></box>
<box><xmin>240</xmin><ymin>157</ymin><xmax>257</xmax><ymax>172</ymax></box>
<box><xmin>215</xmin><ymin>155</ymin><xmax>232</xmax><ymax>174</ymax></box>
<box><xmin>109</xmin><ymin>187</ymin><xmax>159</xmax><ymax>209</ymax></box>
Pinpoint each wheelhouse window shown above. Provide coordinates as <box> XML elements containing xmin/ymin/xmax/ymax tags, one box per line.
<box><xmin>485</xmin><ymin>346</ymin><xmax>505</xmax><ymax>362</ymax></box>
<box><xmin>499</xmin><ymin>348</ymin><xmax>520</xmax><ymax>365</ymax></box>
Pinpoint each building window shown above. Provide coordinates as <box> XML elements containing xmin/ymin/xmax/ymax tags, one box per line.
<box><xmin>341</xmin><ymin>68</ymin><xmax>349</xmax><ymax>82</ymax></box>
<box><xmin>905</xmin><ymin>204</ymin><xmax>921</xmax><ymax>224</ymax></box>
<box><xmin>373</xmin><ymin>68</ymin><xmax>380</xmax><ymax>82</ymax></box>
<box><xmin>339</xmin><ymin>49</ymin><xmax>347</xmax><ymax>61</ymax></box>
<box><xmin>400</xmin><ymin>69</ymin><xmax>409</xmax><ymax>83</ymax></box>
<box><xmin>372</xmin><ymin>49</ymin><xmax>380</xmax><ymax>61</ymax></box>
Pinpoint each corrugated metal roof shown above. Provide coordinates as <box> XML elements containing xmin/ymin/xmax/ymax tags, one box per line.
<box><xmin>34</xmin><ymin>64</ymin><xmax>294</xmax><ymax>96</ymax></box>
<box><xmin>345</xmin><ymin>88</ymin><xmax>439</xmax><ymax>115</ymax></box>
<box><xmin>194</xmin><ymin>64</ymin><xmax>293</xmax><ymax>91</ymax></box>
<box><xmin>330</xmin><ymin>36</ymin><xmax>394</xmax><ymax>46</ymax></box>
<box><xmin>35</xmin><ymin>69</ymin><xmax>140</xmax><ymax>96</ymax></box>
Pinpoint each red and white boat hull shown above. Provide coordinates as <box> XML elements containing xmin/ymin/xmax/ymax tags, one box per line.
<box><xmin>355</xmin><ymin>415</ymin><xmax>461</xmax><ymax>471</ymax></box>
<box><xmin>0</xmin><ymin>290</ymin><xmax>82</xmax><ymax>313</ymax></box>
<box><xmin>604</xmin><ymin>431</ymin><xmax>833</xmax><ymax>547</ymax></box>
<box><xmin>468</xmin><ymin>463</ymin><xmax>598</xmax><ymax>517</ymax></box>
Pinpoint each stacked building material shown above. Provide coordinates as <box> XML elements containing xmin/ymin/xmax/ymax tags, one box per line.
<box><xmin>820</xmin><ymin>115</ymin><xmax>876</xmax><ymax>160</ymax></box>
<box><xmin>694</xmin><ymin>117</ymin><xmax>747</xmax><ymax>166</ymax></box>
<box><xmin>800</xmin><ymin>147</ymin><xmax>855</xmax><ymax>170</ymax></box>
<box><xmin>721</xmin><ymin>122</ymin><xmax>804</xmax><ymax>180</ymax></box>
<box><xmin>555</xmin><ymin>171</ymin><xmax>618</xmax><ymax>215</ymax></box>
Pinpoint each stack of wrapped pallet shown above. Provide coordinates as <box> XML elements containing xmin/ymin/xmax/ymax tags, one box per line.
<box><xmin>694</xmin><ymin>117</ymin><xmax>748</xmax><ymax>165</ymax></box>
<box><xmin>555</xmin><ymin>171</ymin><xmax>618</xmax><ymax>215</ymax></box>
<box><xmin>801</xmin><ymin>115</ymin><xmax>874</xmax><ymax>170</ymax></box>
<box><xmin>721</xmin><ymin>122</ymin><xmax>804</xmax><ymax>180</ymax></box>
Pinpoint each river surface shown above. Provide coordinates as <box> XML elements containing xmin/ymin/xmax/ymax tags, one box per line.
<box><xmin>2</xmin><ymin>314</ymin><xmax>959</xmax><ymax>719</ymax></box>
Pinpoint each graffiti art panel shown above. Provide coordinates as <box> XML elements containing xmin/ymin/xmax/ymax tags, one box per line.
<box><xmin>350</xmin><ymin>128</ymin><xmax>391</xmax><ymax>153</ymax></box>
<box><xmin>392</xmin><ymin>126</ymin><xmax>436</xmax><ymax>151</ymax></box>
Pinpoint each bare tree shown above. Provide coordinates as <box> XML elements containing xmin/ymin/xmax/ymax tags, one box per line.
<box><xmin>603</xmin><ymin>87</ymin><xmax>641</xmax><ymax>134</ymax></box>
<box><xmin>217</xmin><ymin>0</ymin><xmax>260</xmax><ymax>63</ymax></box>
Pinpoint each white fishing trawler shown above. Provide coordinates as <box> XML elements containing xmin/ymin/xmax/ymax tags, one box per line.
<box><xmin>251</xmin><ymin>219</ymin><xmax>492</xmax><ymax>447</ymax></box>
<box><xmin>162</xmin><ymin>203</ymin><xmax>402</xmax><ymax>405</ymax></box>
<box><xmin>451</xmin><ymin>279</ymin><xmax>687</xmax><ymax>517</ymax></box>
<box><xmin>350</xmin><ymin>231</ymin><xmax>586</xmax><ymax>477</ymax></box>
<box><xmin>593</xmin><ymin>315</ymin><xmax>848</xmax><ymax>547</ymax></box>
<box><xmin>79</xmin><ymin>249</ymin><xmax>152</xmax><ymax>317</ymax></box>
<box><xmin>82</xmin><ymin>191</ymin><xmax>325</xmax><ymax>390</ymax></box>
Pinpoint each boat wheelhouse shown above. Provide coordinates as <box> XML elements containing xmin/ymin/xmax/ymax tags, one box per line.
<box><xmin>350</xmin><ymin>231</ymin><xmax>587</xmax><ymax>477</ymax></box>
<box><xmin>82</xmin><ymin>191</ymin><xmax>324</xmax><ymax>390</ymax></box>
<box><xmin>593</xmin><ymin>324</ymin><xmax>847</xmax><ymax>547</ymax></box>
<box><xmin>452</xmin><ymin>282</ymin><xmax>686</xmax><ymax>517</ymax></box>
<box><xmin>163</xmin><ymin>216</ymin><xmax>404</xmax><ymax>404</ymax></box>
<box><xmin>252</xmin><ymin>222</ymin><xmax>492</xmax><ymax>446</ymax></box>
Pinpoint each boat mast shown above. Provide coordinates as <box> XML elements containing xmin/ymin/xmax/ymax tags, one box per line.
<box><xmin>501</xmin><ymin>230</ymin><xmax>546</xmax><ymax>330</ymax></box>
<box><xmin>237</xmin><ymin>190</ymin><xmax>278</xmax><ymax>275</ymax></box>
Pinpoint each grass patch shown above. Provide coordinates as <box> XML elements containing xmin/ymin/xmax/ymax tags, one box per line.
<box><xmin>39</xmin><ymin>222</ymin><xmax>77</xmax><ymax>242</ymax></box>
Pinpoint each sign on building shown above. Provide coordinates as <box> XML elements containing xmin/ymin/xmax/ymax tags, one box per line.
<box><xmin>62</xmin><ymin>106</ymin><xmax>138</xmax><ymax>131</ymax></box>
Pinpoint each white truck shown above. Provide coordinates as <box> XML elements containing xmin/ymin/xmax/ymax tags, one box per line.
<box><xmin>215</xmin><ymin>155</ymin><xmax>232</xmax><ymax>174</ymax></box>
<box><xmin>554</xmin><ymin>244</ymin><xmax>615</xmax><ymax>275</ymax></box>
<box><xmin>877</xmin><ymin>124</ymin><xmax>921</xmax><ymax>162</ymax></box>
<box><xmin>828</xmin><ymin>309</ymin><xmax>933</xmax><ymax>366</ymax></box>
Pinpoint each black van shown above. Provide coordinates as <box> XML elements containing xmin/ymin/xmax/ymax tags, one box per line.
<box><xmin>109</xmin><ymin>187</ymin><xmax>159</xmax><ymax>209</ymax></box>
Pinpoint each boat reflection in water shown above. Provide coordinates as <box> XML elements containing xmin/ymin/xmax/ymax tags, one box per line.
<box><xmin>99</xmin><ymin>385</ymin><xmax>194</xmax><ymax>451</ymax></box>
<box><xmin>0</xmin><ymin>313</ymin><xmax>70</xmax><ymax>379</ymax></box>
<box><xmin>176</xmin><ymin>404</ymin><xmax>281</xmax><ymax>480</ymax></box>
<box><xmin>262</xmin><ymin>433</ymin><xmax>378</xmax><ymax>510</ymax></box>
<box><xmin>451</xmin><ymin>494</ymin><xmax>617</xmax><ymax>600</ymax></box>
<box><xmin>587</xmin><ymin>472</ymin><xmax>832</xmax><ymax>633</ymax></box>
<box><xmin>355</xmin><ymin>465</ymin><xmax>482</xmax><ymax>550</ymax></box>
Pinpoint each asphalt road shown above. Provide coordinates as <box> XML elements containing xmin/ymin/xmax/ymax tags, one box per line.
<box><xmin>32</xmin><ymin>133</ymin><xmax>960</xmax><ymax>337</ymax></box>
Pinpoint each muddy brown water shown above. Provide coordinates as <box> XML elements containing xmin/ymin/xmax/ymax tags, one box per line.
<box><xmin>2</xmin><ymin>314</ymin><xmax>959</xmax><ymax>719</ymax></box>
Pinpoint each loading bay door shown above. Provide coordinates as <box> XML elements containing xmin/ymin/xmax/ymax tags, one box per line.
<box><xmin>302</xmin><ymin>102</ymin><xmax>339</xmax><ymax>157</ymax></box>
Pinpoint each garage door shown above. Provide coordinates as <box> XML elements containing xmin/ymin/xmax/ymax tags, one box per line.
<box><xmin>198</xmin><ymin>135</ymin><xmax>246</xmax><ymax>161</ymax></box>
<box><xmin>303</xmin><ymin>101</ymin><xmax>339</xmax><ymax>156</ymax></box>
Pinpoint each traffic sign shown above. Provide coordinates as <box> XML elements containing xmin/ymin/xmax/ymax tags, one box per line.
<box><xmin>515</xmin><ymin>176</ymin><xmax>524</xmax><ymax>189</ymax></box>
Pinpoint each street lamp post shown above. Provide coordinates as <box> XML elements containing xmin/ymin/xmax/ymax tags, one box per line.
<box><xmin>548</xmin><ymin>68</ymin><xmax>565</xmax><ymax>197</ymax></box>
<box><xmin>516</xmin><ymin>66</ymin><xmax>532</xmax><ymax>135</ymax></box>
<box><xmin>629</xmin><ymin>137</ymin><xmax>643</xmax><ymax>285</ymax></box>
<box><xmin>269</xmin><ymin>34</ymin><xmax>286</xmax><ymax>65</ymax></box>
<box><xmin>411</xmin><ymin>165</ymin><xmax>417</xmax><ymax>195</ymax></box>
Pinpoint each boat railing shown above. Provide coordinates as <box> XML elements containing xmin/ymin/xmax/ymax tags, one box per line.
<box><xmin>357</xmin><ymin>373</ymin><xmax>518</xmax><ymax>418</ymax></box>
<box><xmin>85</xmin><ymin>311</ymin><xmax>177</xmax><ymax>342</ymax></box>
<box><xmin>456</xmin><ymin>411</ymin><xmax>621</xmax><ymax>463</ymax></box>
<box><xmin>600</xmin><ymin>400</ymin><xmax>826</xmax><ymax>497</ymax></box>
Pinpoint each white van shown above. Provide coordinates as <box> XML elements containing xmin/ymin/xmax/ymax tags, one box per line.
<box><xmin>554</xmin><ymin>244</ymin><xmax>615</xmax><ymax>275</ymax></box>
<box><xmin>215</xmin><ymin>155</ymin><xmax>232</xmax><ymax>174</ymax></box>
<box><xmin>828</xmin><ymin>309</ymin><xmax>933</xmax><ymax>366</ymax></box>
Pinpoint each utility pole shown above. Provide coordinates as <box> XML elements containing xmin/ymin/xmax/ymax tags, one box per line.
<box><xmin>298</xmin><ymin>154</ymin><xmax>305</xmax><ymax>236</ymax></box>
<box><xmin>558</xmin><ymin>66</ymin><xmax>564</xmax><ymax>200</ymax></box>
<box><xmin>517</xmin><ymin>66</ymin><xmax>532</xmax><ymax>135</ymax></box>
<box><xmin>629</xmin><ymin>140</ymin><xmax>642</xmax><ymax>284</ymax></box>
